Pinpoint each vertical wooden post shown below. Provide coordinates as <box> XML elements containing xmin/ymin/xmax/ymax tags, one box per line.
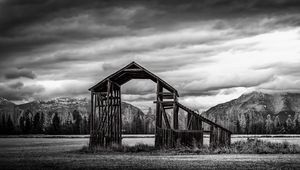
<box><xmin>155</xmin><ymin>80</ymin><xmax>163</xmax><ymax>148</ymax></box>
<box><xmin>156</xmin><ymin>80</ymin><xmax>163</xmax><ymax>129</ymax></box>
<box><xmin>210</xmin><ymin>125</ymin><xmax>214</xmax><ymax>147</ymax></box>
<box><xmin>173</xmin><ymin>93</ymin><xmax>178</xmax><ymax>130</ymax></box>
<box><xmin>119</xmin><ymin>88</ymin><xmax>122</xmax><ymax>145</ymax></box>
<box><xmin>199</xmin><ymin>120</ymin><xmax>202</xmax><ymax>130</ymax></box>
<box><xmin>106</xmin><ymin>80</ymin><xmax>111</xmax><ymax>146</ymax></box>
<box><xmin>90</xmin><ymin>91</ymin><xmax>94</xmax><ymax>147</ymax></box>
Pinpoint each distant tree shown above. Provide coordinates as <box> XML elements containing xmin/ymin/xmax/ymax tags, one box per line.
<box><xmin>62</xmin><ymin>121</ymin><xmax>73</xmax><ymax>134</ymax></box>
<box><xmin>61</xmin><ymin>112</ymin><xmax>73</xmax><ymax>134</ymax></box>
<box><xmin>144</xmin><ymin>107</ymin><xmax>153</xmax><ymax>133</ymax></box>
<box><xmin>265</xmin><ymin>114</ymin><xmax>273</xmax><ymax>134</ymax></box>
<box><xmin>240</xmin><ymin>113</ymin><xmax>246</xmax><ymax>133</ymax></box>
<box><xmin>0</xmin><ymin>114</ymin><xmax>5</xmax><ymax>134</ymax></box>
<box><xmin>19</xmin><ymin>115</ymin><xmax>25</xmax><ymax>133</ymax></box>
<box><xmin>6</xmin><ymin>116</ymin><xmax>15</xmax><ymax>134</ymax></box>
<box><xmin>286</xmin><ymin>115</ymin><xmax>293</xmax><ymax>134</ymax></box>
<box><xmin>33</xmin><ymin>112</ymin><xmax>40</xmax><ymax>133</ymax></box>
<box><xmin>72</xmin><ymin>110</ymin><xmax>82</xmax><ymax>134</ymax></box>
<box><xmin>88</xmin><ymin>114</ymin><xmax>91</xmax><ymax>134</ymax></box>
<box><xmin>273</xmin><ymin>115</ymin><xmax>281</xmax><ymax>134</ymax></box>
<box><xmin>133</xmin><ymin>113</ymin><xmax>144</xmax><ymax>134</ymax></box>
<box><xmin>39</xmin><ymin>112</ymin><xmax>45</xmax><ymax>133</ymax></box>
<box><xmin>82</xmin><ymin>116</ymin><xmax>89</xmax><ymax>134</ymax></box>
<box><xmin>52</xmin><ymin>113</ymin><xmax>61</xmax><ymax>134</ymax></box>
<box><xmin>294</xmin><ymin>114</ymin><xmax>300</xmax><ymax>134</ymax></box>
<box><xmin>32</xmin><ymin>112</ymin><xmax>45</xmax><ymax>133</ymax></box>
<box><xmin>236</xmin><ymin>120</ymin><xmax>241</xmax><ymax>134</ymax></box>
<box><xmin>24</xmin><ymin>110</ymin><xmax>32</xmax><ymax>134</ymax></box>
<box><xmin>294</xmin><ymin>119</ymin><xmax>300</xmax><ymax>134</ymax></box>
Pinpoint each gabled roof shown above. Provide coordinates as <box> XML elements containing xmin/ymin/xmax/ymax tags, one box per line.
<box><xmin>89</xmin><ymin>61</ymin><xmax>179</xmax><ymax>96</ymax></box>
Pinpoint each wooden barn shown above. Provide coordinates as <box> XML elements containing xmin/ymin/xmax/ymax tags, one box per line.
<box><xmin>89</xmin><ymin>62</ymin><xmax>231</xmax><ymax>148</ymax></box>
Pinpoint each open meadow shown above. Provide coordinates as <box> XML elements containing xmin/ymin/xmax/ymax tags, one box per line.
<box><xmin>0</xmin><ymin>135</ymin><xmax>300</xmax><ymax>169</ymax></box>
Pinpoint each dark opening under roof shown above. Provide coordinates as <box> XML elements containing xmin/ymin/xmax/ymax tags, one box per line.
<box><xmin>89</xmin><ymin>61</ymin><xmax>179</xmax><ymax>96</ymax></box>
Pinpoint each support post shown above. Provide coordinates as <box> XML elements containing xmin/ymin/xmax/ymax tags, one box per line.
<box><xmin>173</xmin><ymin>93</ymin><xmax>178</xmax><ymax>130</ymax></box>
<box><xmin>155</xmin><ymin>80</ymin><xmax>163</xmax><ymax>148</ymax></box>
<box><xmin>89</xmin><ymin>91</ymin><xmax>94</xmax><ymax>147</ymax></box>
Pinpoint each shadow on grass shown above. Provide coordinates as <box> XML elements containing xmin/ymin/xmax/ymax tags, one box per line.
<box><xmin>79</xmin><ymin>139</ymin><xmax>300</xmax><ymax>155</ymax></box>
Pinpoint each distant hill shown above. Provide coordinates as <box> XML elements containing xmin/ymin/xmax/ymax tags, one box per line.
<box><xmin>0</xmin><ymin>97</ymin><xmax>154</xmax><ymax>135</ymax></box>
<box><xmin>202</xmin><ymin>91</ymin><xmax>300</xmax><ymax>134</ymax></box>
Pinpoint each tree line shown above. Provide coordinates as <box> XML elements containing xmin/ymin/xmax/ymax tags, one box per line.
<box><xmin>236</xmin><ymin>113</ymin><xmax>300</xmax><ymax>134</ymax></box>
<box><xmin>0</xmin><ymin>110</ymin><xmax>89</xmax><ymax>135</ymax></box>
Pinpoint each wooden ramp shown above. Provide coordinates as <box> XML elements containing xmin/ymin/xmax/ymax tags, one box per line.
<box><xmin>89</xmin><ymin>62</ymin><xmax>231</xmax><ymax>148</ymax></box>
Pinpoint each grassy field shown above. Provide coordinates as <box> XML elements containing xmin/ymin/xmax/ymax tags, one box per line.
<box><xmin>0</xmin><ymin>138</ymin><xmax>300</xmax><ymax>169</ymax></box>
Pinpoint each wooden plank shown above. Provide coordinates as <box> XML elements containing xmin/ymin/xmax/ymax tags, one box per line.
<box><xmin>173</xmin><ymin>101</ymin><xmax>178</xmax><ymax>130</ymax></box>
<box><xmin>177</xmin><ymin>102</ymin><xmax>231</xmax><ymax>133</ymax></box>
<box><xmin>156</xmin><ymin>81</ymin><xmax>163</xmax><ymax>128</ymax></box>
<box><xmin>155</xmin><ymin>81</ymin><xmax>163</xmax><ymax>148</ymax></box>
<box><xmin>90</xmin><ymin>92</ymin><xmax>94</xmax><ymax>136</ymax></box>
<box><xmin>174</xmin><ymin>129</ymin><xmax>210</xmax><ymax>133</ymax></box>
<box><xmin>159</xmin><ymin>101</ymin><xmax>171</xmax><ymax>129</ymax></box>
<box><xmin>187</xmin><ymin>114</ymin><xmax>193</xmax><ymax>130</ymax></box>
<box><xmin>209</xmin><ymin>126</ymin><xmax>214</xmax><ymax>147</ymax></box>
<box><xmin>153</xmin><ymin>101</ymin><xmax>175</xmax><ymax>105</ymax></box>
<box><xmin>158</xmin><ymin>92</ymin><xmax>175</xmax><ymax>99</ymax></box>
<box><xmin>119</xmin><ymin>89</ymin><xmax>122</xmax><ymax>144</ymax></box>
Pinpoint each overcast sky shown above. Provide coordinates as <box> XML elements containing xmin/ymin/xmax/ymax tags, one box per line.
<box><xmin>1</xmin><ymin>0</ymin><xmax>300</xmax><ymax>111</ymax></box>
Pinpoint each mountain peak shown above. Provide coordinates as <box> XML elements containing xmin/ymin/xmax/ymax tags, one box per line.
<box><xmin>0</xmin><ymin>97</ymin><xmax>14</xmax><ymax>105</ymax></box>
<box><xmin>239</xmin><ymin>91</ymin><xmax>266</xmax><ymax>98</ymax></box>
<box><xmin>203</xmin><ymin>91</ymin><xmax>300</xmax><ymax>134</ymax></box>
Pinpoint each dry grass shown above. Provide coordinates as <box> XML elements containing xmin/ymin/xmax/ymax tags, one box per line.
<box><xmin>172</xmin><ymin>138</ymin><xmax>300</xmax><ymax>154</ymax></box>
<box><xmin>82</xmin><ymin>138</ymin><xmax>300</xmax><ymax>154</ymax></box>
<box><xmin>81</xmin><ymin>143</ymin><xmax>156</xmax><ymax>153</ymax></box>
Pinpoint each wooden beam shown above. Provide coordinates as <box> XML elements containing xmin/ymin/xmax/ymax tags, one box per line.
<box><xmin>177</xmin><ymin>102</ymin><xmax>231</xmax><ymax>133</ymax></box>
<box><xmin>158</xmin><ymin>92</ymin><xmax>175</xmax><ymax>99</ymax></box>
<box><xmin>153</xmin><ymin>101</ymin><xmax>175</xmax><ymax>107</ymax></box>
<box><xmin>155</xmin><ymin>80</ymin><xmax>163</xmax><ymax>148</ymax></box>
<box><xmin>173</xmin><ymin>94</ymin><xmax>178</xmax><ymax>130</ymax></box>
<box><xmin>174</xmin><ymin>129</ymin><xmax>210</xmax><ymax>133</ymax></box>
<box><xmin>124</xmin><ymin>69</ymin><xmax>143</xmax><ymax>72</ymax></box>
<box><xmin>159</xmin><ymin>101</ymin><xmax>171</xmax><ymax>129</ymax></box>
<box><xmin>187</xmin><ymin>114</ymin><xmax>193</xmax><ymax>130</ymax></box>
<box><xmin>90</xmin><ymin>92</ymin><xmax>94</xmax><ymax>135</ymax></box>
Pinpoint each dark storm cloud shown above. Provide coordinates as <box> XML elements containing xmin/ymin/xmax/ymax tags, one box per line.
<box><xmin>1</xmin><ymin>0</ymin><xmax>300</xmax><ymax>58</ymax></box>
<box><xmin>8</xmin><ymin>81</ymin><xmax>24</xmax><ymax>89</ymax></box>
<box><xmin>0</xmin><ymin>82</ymin><xmax>44</xmax><ymax>100</ymax></box>
<box><xmin>4</xmin><ymin>68</ymin><xmax>37</xmax><ymax>79</ymax></box>
<box><xmin>0</xmin><ymin>0</ymin><xmax>300</xmax><ymax>103</ymax></box>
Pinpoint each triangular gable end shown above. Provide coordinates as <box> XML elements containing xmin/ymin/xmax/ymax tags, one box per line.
<box><xmin>89</xmin><ymin>62</ymin><xmax>179</xmax><ymax>96</ymax></box>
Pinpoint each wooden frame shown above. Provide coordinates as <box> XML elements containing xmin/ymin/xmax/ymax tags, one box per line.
<box><xmin>89</xmin><ymin>62</ymin><xmax>231</xmax><ymax>148</ymax></box>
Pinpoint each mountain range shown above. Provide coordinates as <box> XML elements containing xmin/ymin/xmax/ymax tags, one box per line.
<box><xmin>1</xmin><ymin>91</ymin><xmax>300</xmax><ymax>135</ymax></box>
<box><xmin>0</xmin><ymin>97</ymin><xmax>155</xmax><ymax>135</ymax></box>
<box><xmin>202</xmin><ymin>91</ymin><xmax>300</xmax><ymax>134</ymax></box>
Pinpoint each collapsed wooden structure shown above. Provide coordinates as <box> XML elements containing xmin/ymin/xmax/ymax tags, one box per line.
<box><xmin>89</xmin><ymin>62</ymin><xmax>231</xmax><ymax>148</ymax></box>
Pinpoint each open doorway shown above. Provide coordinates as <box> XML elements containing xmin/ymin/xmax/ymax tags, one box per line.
<box><xmin>121</xmin><ymin>79</ymin><xmax>156</xmax><ymax>146</ymax></box>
